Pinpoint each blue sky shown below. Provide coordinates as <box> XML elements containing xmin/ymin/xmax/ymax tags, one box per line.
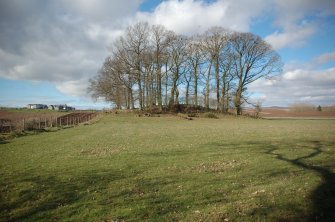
<box><xmin>0</xmin><ymin>0</ymin><xmax>335</xmax><ymax>109</ymax></box>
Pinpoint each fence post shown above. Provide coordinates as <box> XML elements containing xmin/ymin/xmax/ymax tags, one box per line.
<box><xmin>39</xmin><ymin>118</ymin><xmax>41</xmax><ymax>129</ymax></box>
<box><xmin>23</xmin><ymin>118</ymin><xmax>25</xmax><ymax>131</ymax></box>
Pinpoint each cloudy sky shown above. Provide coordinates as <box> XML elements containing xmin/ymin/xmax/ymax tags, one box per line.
<box><xmin>0</xmin><ymin>0</ymin><xmax>334</xmax><ymax>109</ymax></box>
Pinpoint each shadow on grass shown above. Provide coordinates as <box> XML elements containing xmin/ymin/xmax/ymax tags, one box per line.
<box><xmin>0</xmin><ymin>169</ymin><xmax>133</xmax><ymax>222</ymax></box>
<box><xmin>0</xmin><ymin>134</ymin><xmax>11</xmax><ymax>144</ymax></box>
<box><xmin>1</xmin><ymin>140</ymin><xmax>334</xmax><ymax>221</ymax></box>
<box><xmin>265</xmin><ymin>141</ymin><xmax>335</xmax><ymax>222</ymax></box>
<box><xmin>0</xmin><ymin>139</ymin><xmax>8</xmax><ymax>144</ymax></box>
<box><xmin>1</xmin><ymin>168</ymin><xmax>198</xmax><ymax>221</ymax></box>
<box><xmin>205</xmin><ymin>140</ymin><xmax>335</xmax><ymax>221</ymax></box>
<box><xmin>1</xmin><ymin>175</ymin><xmax>79</xmax><ymax>221</ymax></box>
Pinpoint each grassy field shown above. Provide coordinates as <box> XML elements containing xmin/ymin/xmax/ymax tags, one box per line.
<box><xmin>1</xmin><ymin>114</ymin><xmax>335</xmax><ymax>221</ymax></box>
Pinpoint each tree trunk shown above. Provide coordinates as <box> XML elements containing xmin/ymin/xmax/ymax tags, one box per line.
<box><xmin>169</xmin><ymin>88</ymin><xmax>175</xmax><ymax>110</ymax></box>
<box><xmin>125</xmin><ymin>89</ymin><xmax>129</xmax><ymax>109</ymax></box>
<box><xmin>215</xmin><ymin>57</ymin><xmax>220</xmax><ymax>110</ymax></box>
<box><xmin>205</xmin><ymin>62</ymin><xmax>212</xmax><ymax>111</ymax></box>
<box><xmin>165</xmin><ymin>73</ymin><xmax>168</xmax><ymax>107</ymax></box>
<box><xmin>185</xmin><ymin>81</ymin><xmax>190</xmax><ymax>106</ymax></box>
<box><xmin>150</xmin><ymin>77</ymin><xmax>155</xmax><ymax>108</ymax></box>
<box><xmin>225</xmin><ymin>82</ymin><xmax>230</xmax><ymax>113</ymax></box>
<box><xmin>169</xmin><ymin>74</ymin><xmax>177</xmax><ymax>111</ymax></box>
<box><xmin>138</xmin><ymin>75</ymin><xmax>143</xmax><ymax>109</ymax></box>
<box><xmin>170</xmin><ymin>68</ymin><xmax>179</xmax><ymax>111</ymax></box>
<box><xmin>128</xmin><ymin>87</ymin><xmax>134</xmax><ymax>109</ymax></box>
<box><xmin>164</xmin><ymin>64</ymin><xmax>169</xmax><ymax>108</ymax></box>
<box><xmin>175</xmin><ymin>88</ymin><xmax>179</xmax><ymax>105</ymax></box>
<box><xmin>235</xmin><ymin>87</ymin><xmax>242</xmax><ymax>115</ymax></box>
<box><xmin>131</xmin><ymin>92</ymin><xmax>135</xmax><ymax>110</ymax></box>
<box><xmin>221</xmin><ymin>71</ymin><xmax>227</xmax><ymax>112</ymax></box>
<box><xmin>221</xmin><ymin>82</ymin><xmax>226</xmax><ymax>112</ymax></box>
<box><xmin>145</xmin><ymin>74</ymin><xmax>149</xmax><ymax>108</ymax></box>
<box><xmin>157</xmin><ymin>65</ymin><xmax>162</xmax><ymax>111</ymax></box>
<box><xmin>194</xmin><ymin>66</ymin><xmax>198</xmax><ymax>106</ymax></box>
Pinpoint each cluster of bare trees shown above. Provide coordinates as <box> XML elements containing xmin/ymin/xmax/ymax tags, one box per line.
<box><xmin>88</xmin><ymin>22</ymin><xmax>282</xmax><ymax>115</ymax></box>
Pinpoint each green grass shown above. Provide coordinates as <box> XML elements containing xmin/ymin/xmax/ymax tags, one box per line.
<box><xmin>1</xmin><ymin>115</ymin><xmax>335</xmax><ymax>221</ymax></box>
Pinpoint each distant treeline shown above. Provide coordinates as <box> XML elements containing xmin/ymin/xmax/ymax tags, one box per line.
<box><xmin>88</xmin><ymin>22</ymin><xmax>282</xmax><ymax>115</ymax></box>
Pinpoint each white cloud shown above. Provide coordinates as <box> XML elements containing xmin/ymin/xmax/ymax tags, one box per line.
<box><xmin>312</xmin><ymin>50</ymin><xmax>335</xmax><ymax>66</ymax></box>
<box><xmin>253</xmin><ymin>51</ymin><xmax>335</xmax><ymax>106</ymax></box>
<box><xmin>0</xmin><ymin>0</ymin><xmax>141</xmax><ymax>96</ymax></box>
<box><xmin>264</xmin><ymin>0</ymin><xmax>335</xmax><ymax>49</ymax></box>
<box><xmin>135</xmin><ymin>0</ymin><xmax>268</xmax><ymax>35</ymax></box>
<box><xmin>265</xmin><ymin>25</ymin><xmax>315</xmax><ymax>50</ymax></box>
<box><xmin>282</xmin><ymin>70</ymin><xmax>302</xmax><ymax>80</ymax></box>
<box><xmin>0</xmin><ymin>0</ymin><xmax>334</xmax><ymax>106</ymax></box>
<box><xmin>0</xmin><ymin>0</ymin><xmax>270</xmax><ymax>98</ymax></box>
<box><xmin>282</xmin><ymin>50</ymin><xmax>335</xmax><ymax>71</ymax></box>
<box><xmin>55</xmin><ymin>79</ymin><xmax>90</xmax><ymax>97</ymax></box>
<box><xmin>59</xmin><ymin>0</ymin><xmax>143</xmax><ymax>22</ymax></box>
<box><xmin>250</xmin><ymin>67</ymin><xmax>335</xmax><ymax>106</ymax></box>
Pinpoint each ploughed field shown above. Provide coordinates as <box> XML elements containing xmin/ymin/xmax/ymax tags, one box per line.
<box><xmin>0</xmin><ymin>109</ymin><xmax>97</xmax><ymax>133</ymax></box>
<box><xmin>1</xmin><ymin>114</ymin><xmax>335</xmax><ymax>221</ymax></box>
<box><xmin>244</xmin><ymin>107</ymin><xmax>335</xmax><ymax>119</ymax></box>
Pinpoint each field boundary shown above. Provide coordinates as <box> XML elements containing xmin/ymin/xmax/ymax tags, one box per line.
<box><xmin>0</xmin><ymin>112</ymin><xmax>98</xmax><ymax>134</ymax></box>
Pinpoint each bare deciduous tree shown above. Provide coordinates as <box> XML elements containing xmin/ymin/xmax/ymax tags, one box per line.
<box><xmin>88</xmin><ymin>57</ymin><xmax>126</xmax><ymax>109</ymax></box>
<box><xmin>203</xmin><ymin>27</ymin><xmax>229</xmax><ymax>110</ymax></box>
<box><xmin>168</xmin><ymin>34</ymin><xmax>188</xmax><ymax>111</ymax></box>
<box><xmin>88</xmin><ymin>24</ymin><xmax>282</xmax><ymax>114</ymax></box>
<box><xmin>187</xmin><ymin>36</ymin><xmax>205</xmax><ymax>107</ymax></box>
<box><xmin>230</xmin><ymin>32</ymin><xmax>282</xmax><ymax>115</ymax></box>
<box><xmin>151</xmin><ymin>25</ymin><xmax>172</xmax><ymax>110</ymax></box>
<box><xmin>123</xmin><ymin>22</ymin><xmax>150</xmax><ymax>109</ymax></box>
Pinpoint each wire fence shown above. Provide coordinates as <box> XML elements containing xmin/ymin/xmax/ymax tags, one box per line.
<box><xmin>0</xmin><ymin>112</ymin><xmax>98</xmax><ymax>133</ymax></box>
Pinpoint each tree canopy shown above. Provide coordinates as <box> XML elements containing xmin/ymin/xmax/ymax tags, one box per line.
<box><xmin>88</xmin><ymin>22</ymin><xmax>282</xmax><ymax>115</ymax></box>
